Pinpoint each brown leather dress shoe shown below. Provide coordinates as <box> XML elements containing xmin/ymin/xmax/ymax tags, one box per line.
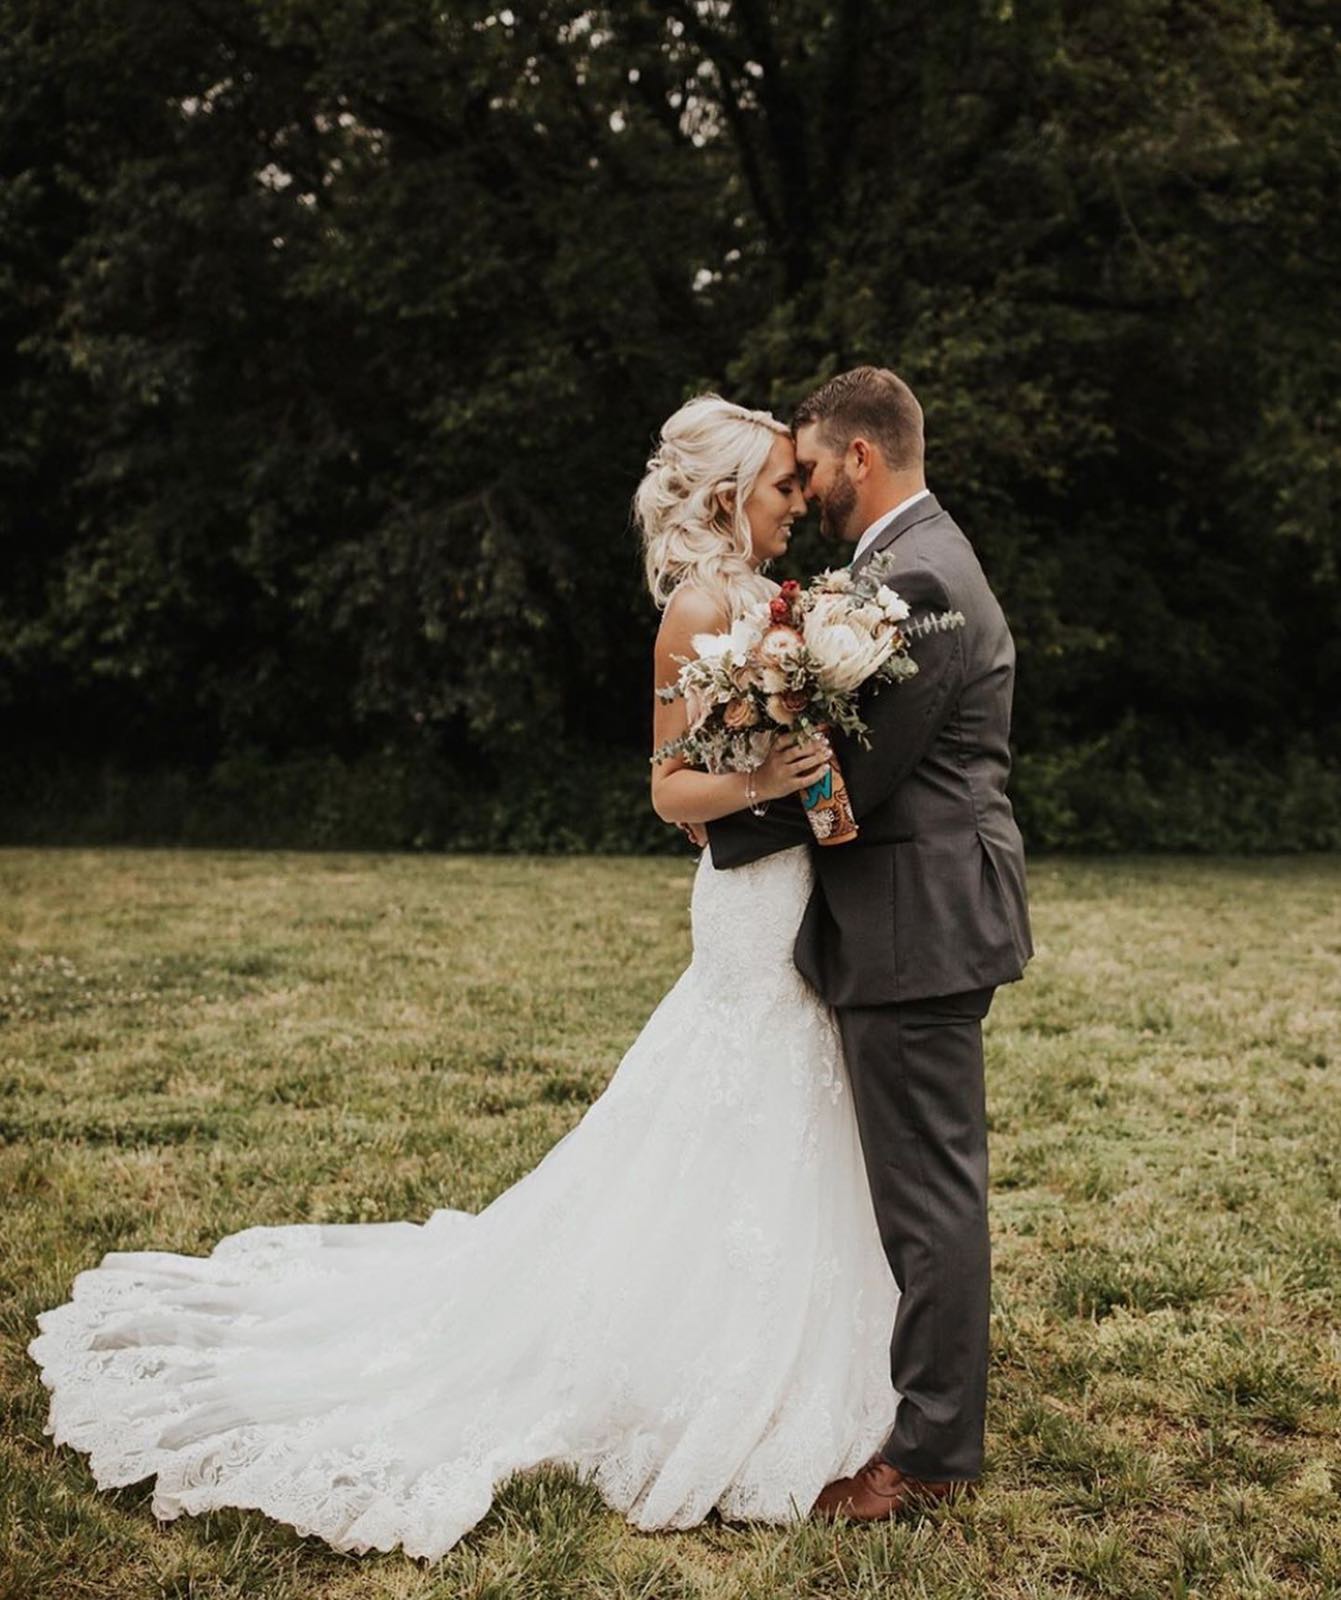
<box><xmin>812</xmin><ymin>1453</ymin><xmax>978</xmax><ymax>1522</ymax></box>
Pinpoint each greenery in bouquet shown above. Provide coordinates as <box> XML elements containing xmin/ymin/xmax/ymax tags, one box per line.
<box><xmin>652</xmin><ymin>551</ymin><xmax>966</xmax><ymax>775</ymax></box>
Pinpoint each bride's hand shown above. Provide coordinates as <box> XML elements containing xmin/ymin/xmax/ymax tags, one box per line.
<box><xmin>677</xmin><ymin>822</ymin><xmax>709</xmax><ymax>848</ymax></box>
<box><xmin>754</xmin><ymin>730</ymin><xmax>832</xmax><ymax>802</ymax></box>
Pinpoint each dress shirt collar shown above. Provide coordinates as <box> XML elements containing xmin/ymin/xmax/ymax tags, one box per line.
<box><xmin>850</xmin><ymin>488</ymin><xmax>932</xmax><ymax>566</ymax></box>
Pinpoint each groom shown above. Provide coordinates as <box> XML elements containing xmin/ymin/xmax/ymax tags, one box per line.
<box><xmin>705</xmin><ymin>366</ymin><xmax>1032</xmax><ymax>1519</ymax></box>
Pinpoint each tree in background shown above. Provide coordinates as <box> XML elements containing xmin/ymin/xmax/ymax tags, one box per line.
<box><xmin>2</xmin><ymin>0</ymin><xmax>1337</xmax><ymax>850</ymax></box>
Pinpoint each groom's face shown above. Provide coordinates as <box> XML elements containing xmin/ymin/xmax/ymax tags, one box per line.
<box><xmin>793</xmin><ymin>423</ymin><xmax>861</xmax><ymax>544</ymax></box>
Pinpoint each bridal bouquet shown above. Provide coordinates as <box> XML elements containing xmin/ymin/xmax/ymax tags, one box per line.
<box><xmin>653</xmin><ymin>550</ymin><xmax>965</xmax><ymax>845</ymax></box>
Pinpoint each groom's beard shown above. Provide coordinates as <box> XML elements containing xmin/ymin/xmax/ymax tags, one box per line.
<box><xmin>819</xmin><ymin>468</ymin><xmax>858</xmax><ymax>544</ymax></box>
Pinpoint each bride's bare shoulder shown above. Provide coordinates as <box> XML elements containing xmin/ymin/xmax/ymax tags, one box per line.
<box><xmin>653</xmin><ymin>584</ymin><xmax>731</xmax><ymax>690</ymax></box>
<box><xmin>657</xmin><ymin>583</ymin><xmax>731</xmax><ymax>644</ymax></box>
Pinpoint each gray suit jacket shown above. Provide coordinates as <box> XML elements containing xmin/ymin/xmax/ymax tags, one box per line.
<box><xmin>706</xmin><ymin>493</ymin><xmax>1033</xmax><ymax>1006</ymax></box>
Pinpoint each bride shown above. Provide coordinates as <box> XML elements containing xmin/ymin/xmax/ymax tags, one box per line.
<box><xmin>28</xmin><ymin>395</ymin><xmax>902</xmax><ymax>1561</ymax></box>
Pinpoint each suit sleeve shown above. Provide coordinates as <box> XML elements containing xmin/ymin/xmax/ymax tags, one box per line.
<box><xmin>704</xmin><ymin>793</ymin><xmax>813</xmax><ymax>869</ymax></box>
<box><xmin>835</xmin><ymin>564</ymin><xmax>965</xmax><ymax>822</ymax></box>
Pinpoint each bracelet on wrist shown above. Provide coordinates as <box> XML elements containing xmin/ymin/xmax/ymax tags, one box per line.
<box><xmin>746</xmin><ymin>769</ymin><xmax>769</xmax><ymax>818</ymax></box>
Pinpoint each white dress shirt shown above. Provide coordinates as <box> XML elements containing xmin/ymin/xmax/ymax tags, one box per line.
<box><xmin>851</xmin><ymin>488</ymin><xmax>932</xmax><ymax>566</ymax></box>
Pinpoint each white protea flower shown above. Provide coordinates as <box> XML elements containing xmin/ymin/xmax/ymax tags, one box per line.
<box><xmin>803</xmin><ymin>604</ymin><xmax>897</xmax><ymax>693</ymax></box>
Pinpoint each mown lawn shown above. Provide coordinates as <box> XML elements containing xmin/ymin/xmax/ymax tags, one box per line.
<box><xmin>1</xmin><ymin>848</ymin><xmax>1338</xmax><ymax>1600</ymax></box>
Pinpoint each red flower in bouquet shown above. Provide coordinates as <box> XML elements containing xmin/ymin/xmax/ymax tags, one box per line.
<box><xmin>768</xmin><ymin>580</ymin><xmax>801</xmax><ymax>624</ymax></box>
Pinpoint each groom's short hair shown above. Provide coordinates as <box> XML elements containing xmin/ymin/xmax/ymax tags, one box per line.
<box><xmin>792</xmin><ymin>367</ymin><xmax>924</xmax><ymax>470</ymax></box>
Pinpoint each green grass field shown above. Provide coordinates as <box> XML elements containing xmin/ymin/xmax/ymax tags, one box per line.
<box><xmin>2</xmin><ymin>849</ymin><xmax>1338</xmax><ymax>1600</ymax></box>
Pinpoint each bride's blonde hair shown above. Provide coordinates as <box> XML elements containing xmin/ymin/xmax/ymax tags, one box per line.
<box><xmin>633</xmin><ymin>393</ymin><xmax>788</xmax><ymax>616</ymax></box>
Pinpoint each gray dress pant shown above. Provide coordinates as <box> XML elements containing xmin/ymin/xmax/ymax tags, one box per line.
<box><xmin>836</xmin><ymin>985</ymin><xmax>995</xmax><ymax>1482</ymax></box>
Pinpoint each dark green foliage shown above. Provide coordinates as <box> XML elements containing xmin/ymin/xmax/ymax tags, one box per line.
<box><xmin>3</xmin><ymin>738</ymin><xmax>1337</xmax><ymax>852</ymax></box>
<box><xmin>2</xmin><ymin>1</ymin><xmax>1338</xmax><ymax>849</ymax></box>
<box><xmin>0</xmin><ymin>745</ymin><xmax>683</xmax><ymax>853</ymax></box>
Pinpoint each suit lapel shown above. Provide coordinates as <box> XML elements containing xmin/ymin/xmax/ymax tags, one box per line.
<box><xmin>849</xmin><ymin>493</ymin><xmax>943</xmax><ymax>578</ymax></box>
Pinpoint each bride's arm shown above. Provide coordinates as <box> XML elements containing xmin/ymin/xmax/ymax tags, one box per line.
<box><xmin>650</xmin><ymin>588</ymin><xmax>829</xmax><ymax>827</ymax></box>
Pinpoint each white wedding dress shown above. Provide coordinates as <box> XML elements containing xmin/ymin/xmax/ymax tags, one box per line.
<box><xmin>29</xmin><ymin>842</ymin><xmax>900</xmax><ymax>1560</ymax></box>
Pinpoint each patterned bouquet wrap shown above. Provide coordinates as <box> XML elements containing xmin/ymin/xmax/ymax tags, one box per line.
<box><xmin>653</xmin><ymin>552</ymin><xmax>965</xmax><ymax>846</ymax></box>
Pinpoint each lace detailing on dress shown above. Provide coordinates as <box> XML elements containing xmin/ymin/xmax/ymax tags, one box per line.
<box><xmin>29</xmin><ymin>843</ymin><xmax>900</xmax><ymax>1560</ymax></box>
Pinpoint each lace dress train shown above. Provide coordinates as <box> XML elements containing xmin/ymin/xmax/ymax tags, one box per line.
<box><xmin>29</xmin><ymin>843</ymin><xmax>900</xmax><ymax>1560</ymax></box>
